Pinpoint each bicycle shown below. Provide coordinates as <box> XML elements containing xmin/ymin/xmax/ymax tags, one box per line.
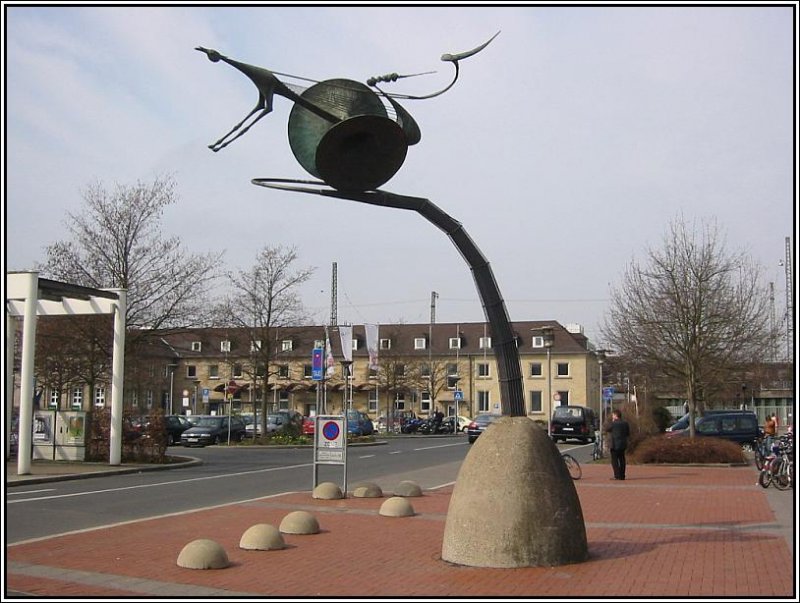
<box><xmin>758</xmin><ymin>437</ymin><xmax>793</xmax><ymax>490</ymax></box>
<box><xmin>562</xmin><ymin>453</ymin><xmax>582</xmax><ymax>480</ymax></box>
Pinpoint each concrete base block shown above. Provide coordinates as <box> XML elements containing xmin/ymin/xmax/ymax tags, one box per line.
<box><xmin>379</xmin><ymin>496</ymin><xmax>415</xmax><ymax>517</ymax></box>
<box><xmin>352</xmin><ymin>482</ymin><xmax>383</xmax><ymax>498</ymax></box>
<box><xmin>441</xmin><ymin>416</ymin><xmax>588</xmax><ymax>568</ymax></box>
<box><xmin>393</xmin><ymin>480</ymin><xmax>422</xmax><ymax>497</ymax></box>
<box><xmin>313</xmin><ymin>481</ymin><xmax>344</xmax><ymax>499</ymax></box>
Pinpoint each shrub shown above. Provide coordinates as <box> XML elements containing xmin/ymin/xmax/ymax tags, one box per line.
<box><xmin>632</xmin><ymin>434</ymin><xmax>746</xmax><ymax>464</ymax></box>
<box><xmin>86</xmin><ymin>407</ymin><xmax>168</xmax><ymax>463</ymax></box>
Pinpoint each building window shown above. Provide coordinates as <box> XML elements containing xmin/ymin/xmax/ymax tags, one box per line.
<box><xmin>420</xmin><ymin>391</ymin><xmax>431</xmax><ymax>413</ymax></box>
<box><xmin>530</xmin><ymin>362</ymin><xmax>542</xmax><ymax>377</ymax></box>
<box><xmin>191</xmin><ymin>341</ymin><xmax>202</xmax><ymax>352</ymax></box>
<box><xmin>394</xmin><ymin>363</ymin><xmax>406</xmax><ymax>377</ymax></box>
<box><xmin>187</xmin><ymin>365</ymin><xmax>197</xmax><ymax>378</ymax></box>
<box><xmin>368</xmin><ymin>390</ymin><xmax>378</xmax><ymax>412</ymax></box>
<box><xmin>556</xmin><ymin>362</ymin><xmax>570</xmax><ymax>377</ymax></box>
<box><xmin>529</xmin><ymin>390</ymin><xmax>542</xmax><ymax>413</ymax></box>
<box><xmin>303</xmin><ymin>364</ymin><xmax>313</xmax><ymax>378</ymax></box>
<box><xmin>49</xmin><ymin>389</ymin><xmax>60</xmax><ymax>408</ymax></box>
<box><xmin>414</xmin><ymin>338</ymin><xmax>427</xmax><ymax>350</ymax></box>
<box><xmin>278</xmin><ymin>364</ymin><xmax>290</xmax><ymax>379</ymax></box>
<box><xmin>449</xmin><ymin>337</ymin><xmax>461</xmax><ymax>349</ymax></box>
<box><xmin>380</xmin><ymin>338</ymin><xmax>392</xmax><ymax>350</ymax></box>
<box><xmin>532</xmin><ymin>336</ymin><xmax>544</xmax><ymax>348</ymax></box>
<box><xmin>209</xmin><ymin>365</ymin><xmax>219</xmax><ymax>379</ymax></box>
<box><xmin>233</xmin><ymin>363</ymin><xmax>243</xmax><ymax>378</ymax></box>
<box><xmin>281</xmin><ymin>340</ymin><xmax>293</xmax><ymax>352</ymax></box>
<box><xmin>477</xmin><ymin>363</ymin><xmax>490</xmax><ymax>378</ymax></box>
<box><xmin>394</xmin><ymin>394</ymin><xmax>406</xmax><ymax>411</ymax></box>
<box><xmin>447</xmin><ymin>363</ymin><xmax>459</xmax><ymax>389</ymax></box>
<box><xmin>314</xmin><ymin>339</ymin><xmax>324</xmax><ymax>349</ymax></box>
<box><xmin>146</xmin><ymin>390</ymin><xmax>153</xmax><ymax>409</ymax></box>
<box><xmin>72</xmin><ymin>387</ymin><xmax>83</xmax><ymax>409</ymax></box>
<box><xmin>420</xmin><ymin>363</ymin><xmax>431</xmax><ymax>378</ymax></box>
<box><xmin>351</xmin><ymin>338</ymin><xmax>359</xmax><ymax>351</ymax></box>
<box><xmin>221</xmin><ymin>340</ymin><xmax>231</xmax><ymax>352</ymax></box>
<box><xmin>477</xmin><ymin>391</ymin><xmax>490</xmax><ymax>412</ymax></box>
<box><xmin>130</xmin><ymin>390</ymin><xmax>139</xmax><ymax>408</ymax></box>
<box><xmin>479</xmin><ymin>336</ymin><xmax>492</xmax><ymax>349</ymax></box>
<box><xmin>256</xmin><ymin>363</ymin><xmax>266</xmax><ymax>377</ymax></box>
<box><xmin>368</xmin><ymin>367</ymin><xmax>378</xmax><ymax>379</ymax></box>
<box><xmin>94</xmin><ymin>385</ymin><xmax>106</xmax><ymax>407</ymax></box>
<box><xmin>557</xmin><ymin>391</ymin><xmax>570</xmax><ymax>405</ymax></box>
<box><xmin>278</xmin><ymin>390</ymin><xmax>289</xmax><ymax>409</ymax></box>
<box><xmin>251</xmin><ymin>340</ymin><xmax>262</xmax><ymax>352</ymax></box>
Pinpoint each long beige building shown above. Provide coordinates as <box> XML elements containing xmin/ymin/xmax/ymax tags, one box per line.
<box><xmin>145</xmin><ymin>320</ymin><xmax>603</xmax><ymax>424</ymax></box>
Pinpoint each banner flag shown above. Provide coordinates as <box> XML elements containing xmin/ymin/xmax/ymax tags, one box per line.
<box><xmin>365</xmin><ymin>323</ymin><xmax>379</xmax><ymax>370</ymax></box>
<box><xmin>339</xmin><ymin>325</ymin><xmax>353</xmax><ymax>363</ymax></box>
<box><xmin>324</xmin><ymin>327</ymin><xmax>336</xmax><ymax>377</ymax></box>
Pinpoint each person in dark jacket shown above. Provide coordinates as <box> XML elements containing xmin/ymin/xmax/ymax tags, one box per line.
<box><xmin>605</xmin><ymin>409</ymin><xmax>630</xmax><ymax>480</ymax></box>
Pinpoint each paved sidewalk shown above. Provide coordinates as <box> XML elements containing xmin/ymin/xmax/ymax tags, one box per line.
<box><xmin>5</xmin><ymin>461</ymin><xmax>796</xmax><ymax>599</ymax></box>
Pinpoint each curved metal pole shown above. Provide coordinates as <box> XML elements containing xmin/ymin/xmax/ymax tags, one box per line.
<box><xmin>252</xmin><ymin>181</ymin><xmax>525</xmax><ymax>416</ymax></box>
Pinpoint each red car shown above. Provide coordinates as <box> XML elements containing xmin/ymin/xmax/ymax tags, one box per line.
<box><xmin>302</xmin><ymin>416</ymin><xmax>315</xmax><ymax>435</ymax></box>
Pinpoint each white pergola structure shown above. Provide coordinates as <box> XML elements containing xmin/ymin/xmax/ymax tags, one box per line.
<box><xmin>5</xmin><ymin>272</ymin><xmax>126</xmax><ymax>474</ymax></box>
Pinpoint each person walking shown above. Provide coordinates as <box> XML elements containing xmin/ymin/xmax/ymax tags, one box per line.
<box><xmin>763</xmin><ymin>413</ymin><xmax>777</xmax><ymax>453</ymax></box>
<box><xmin>605</xmin><ymin>409</ymin><xmax>630</xmax><ymax>480</ymax></box>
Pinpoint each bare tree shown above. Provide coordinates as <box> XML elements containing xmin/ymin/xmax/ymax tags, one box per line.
<box><xmin>38</xmin><ymin>175</ymin><xmax>223</xmax><ymax>338</ymax></box>
<box><xmin>602</xmin><ymin>217</ymin><xmax>775</xmax><ymax>436</ymax></box>
<box><xmin>218</xmin><ymin>245</ymin><xmax>315</xmax><ymax>435</ymax></box>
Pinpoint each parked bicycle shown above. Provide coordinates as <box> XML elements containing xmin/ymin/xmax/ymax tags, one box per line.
<box><xmin>562</xmin><ymin>453</ymin><xmax>582</xmax><ymax>480</ymax></box>
<box><xmin>758</xmin><ymin>435</ymin><xmax>793</xmax><ymax>491</ymax></box>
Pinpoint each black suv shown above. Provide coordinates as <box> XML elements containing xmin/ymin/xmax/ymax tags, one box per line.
<box><xmin>667</xmin><ymin>410</ymin><xmax>759</xmax><ymax>446</ymax></box>
<box><xmin>550</xmin><ymin>405</ymin><xmax>597</xmax><ymax>444</ymax></box>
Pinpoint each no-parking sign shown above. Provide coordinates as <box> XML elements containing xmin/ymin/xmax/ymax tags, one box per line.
<box><xmin>315</xmin><ymin>415</ymin><xmax>346</xmax><ymax>464</ymax></box>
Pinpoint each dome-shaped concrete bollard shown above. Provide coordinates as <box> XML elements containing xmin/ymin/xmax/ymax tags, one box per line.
<box><xmin>393</xmin><ymin>480</ymin><xmax>422</xmax><ymax>497</ymax></box>
<box><xmin>352</xmin><ymin>482</ymin><xmax>383</xmax><ymax>498</ymax></box>
<box><xmin>379</xmin><ymin>496</ymin><xmax>415</xmax><ymax>517</ymax></box>
<box><xmin>442</xmin><ymin>416</ymin><xmax>588</xmax><ymax>568</ymax></box>
<box><xmin>313</xmin><ymin>481</ymin><xmax>344</xmax><ymax>499</ymax></box>
<box><xmin>239</xmin><ymin>523</ymin><xmax>286</xmax><ymax>551</ymax></box>
<box><xmin>177</xmin><ymin>538</ymin><xmax>230</xmax><ymax>569</ymax></box>
<box><xmin>279</xmin><ymin>510</ymin><xmax>320</xmax><ymax>535</ymax></box>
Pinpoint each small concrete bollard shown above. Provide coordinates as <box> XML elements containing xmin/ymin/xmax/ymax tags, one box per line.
<box><xmin>313</xmin><ymin>481</ymin><xmax>344</xmax><ymax>499</ymax></box>
<box><xmin>393</xmin><ymin>480</ymin><xmax>422</xmax><ymax>497</ymax></box>
<box><xmin>352</xmin><ymin>482</ymin><xmax>383</xmax><ymax>498</ymax></box>
<box><xmin>239</xmin><ymin>524</ymin><xmax>286</xmax><ymax>551</ymax></box>
<box><xmin>177</xmin><ymin>538</ymin><xmax>229</xmax><ymax>569</ymax></box>
<box><xmin>379</xmin><ymin>496</ymin><xmax>415</xmax><ymax>517</ymax></box>
<box><xmin>279</xmin><ymin>510</ymin><xmax>320</xmax><ymax>534</ymax></box>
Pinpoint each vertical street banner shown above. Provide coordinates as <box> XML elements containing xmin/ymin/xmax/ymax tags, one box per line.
<box><xmin>339</xmin><ymin>324</ymin><xmax>353</xmax><ymax>363</ymax></box>
<box><xmin>311</xmin><ymin>347</ymin><xmax>323</xmax><ymax>381</ymax></box>
<box><xmin>324</xmin><ymin>327</ymin><xmax>335</xmax><ymax>377</ymax></box>
<box><xmin>365</xmin><ymin>323</ymin><xmax>379</xmax><ymax>370</ymax></box>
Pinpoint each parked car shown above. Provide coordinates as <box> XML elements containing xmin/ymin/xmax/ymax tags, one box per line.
<box><xmin>666</xmin><ymin>409</ymin><xmax>733</xmax><ymax>432</ymax></box>
<box><xmin>346</xmin><ymin>410</ymin><xmax>374</xmax><ymax>436</ymax></box>
<box><xmin>180</xmin><ymin>415</ymin><xmax>247</xmax><ymax>447</ymax></box>
<box><xmin>165</xmin><ymin>415</ymin><xmax>192</xmax><ymax>445</ymax></box>
<box><xmin>467</xmin><ymin>413</ymin><xmax>501</xmax><ymax>444</ymax></box>
<box><xmin>302</xmin><ymin>416</ymin><xmax>316</xmax><ymax>435</ymax></box>
<box><xmin>666</xmin><ymin>410</ymin><xmax>759</xmax><ymax>446</ymax></box>
<box><xmin>550</xmin><ymin>405</ymin><xmax>597</xmax><ymax>444</ymax></box>
<box><xmin>455</xmin><ymin>415</ymin><xmax>472</xmax><ymax>432</ymax></box>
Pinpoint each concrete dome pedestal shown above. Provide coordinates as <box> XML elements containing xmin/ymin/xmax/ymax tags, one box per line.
<box><xmin>441</xmin><ymin>416</ymin><xmax>588</xmax><ymax>568</ymax></box>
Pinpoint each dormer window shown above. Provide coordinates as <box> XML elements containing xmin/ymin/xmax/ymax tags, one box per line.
<box><xmin>449</xmin><ymin>337</ymin><xmax>462</xmax><ymax>349</ymax></box>
<box><xmin>479</xmin><ymin>336</ymin><xmax>492</xmax><ymax>349</ymax></box>
<box><xmin>251</xmin><ymin>340</ymin><xmax>262</xmax><ymax>352</ymax></box>
<box><xmin>281</xmin><ymin>340</ymin><xmax>293</xmax><ymax>352</ymax></box>
<box><xmin>220</xmin><ymin>340</ymin><xmax>231</xmax><ymax>352</ymax></box>
<box><xmin>191</xmin><ymin>341</ymin><xmax>202</xmax><ymax>352</ymax></box>
<box><xmin>380</xmin><ymin>338</ymin><xmax>392</xmax><ymax>350</ymax></box>
<box><xmin>414</xmin><ymin>338</ymin><xmax>427</xmax><ymax>350</ymax></box>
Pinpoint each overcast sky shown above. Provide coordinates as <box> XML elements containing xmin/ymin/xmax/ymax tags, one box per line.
<box><xmin>4</xmin><ymin>3</ymin><xmax>796</xmax><ymax>346</ymax></box>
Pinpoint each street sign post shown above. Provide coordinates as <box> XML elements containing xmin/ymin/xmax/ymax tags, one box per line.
<box><xmin>313</xmin><ymin>415</ymin><xmax>347</xmax><ymax>495</ymax></box>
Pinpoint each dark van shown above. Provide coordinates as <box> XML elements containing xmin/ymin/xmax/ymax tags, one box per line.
<box><xmin>667</xmin><ymin>410</ymin><xmax>759</xmax><ymax>446</ymax></box>
<box><xmin>550</xmin><ymin>405</ymin><xmax>597</xmax><ymax>444</ymax></box>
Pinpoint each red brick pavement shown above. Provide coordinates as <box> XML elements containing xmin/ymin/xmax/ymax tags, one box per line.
<box><xmin>6</xmin><ymin>464</ymin><xmax>795</xmax><ymax>598</ymax></box>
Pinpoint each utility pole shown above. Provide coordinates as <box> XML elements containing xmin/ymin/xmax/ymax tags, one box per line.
<box><xmin>330</xmin><ymin>261</ymin><xmax>338</xmax><ymax>327</ymax></box>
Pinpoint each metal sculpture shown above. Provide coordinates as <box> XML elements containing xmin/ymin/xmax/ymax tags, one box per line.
<box><xmin>196</xmin><ymin>32</ymin><xmax>498</xmax><ymax>191</ymax></box>
<box><xmin>197</xmin><ymin>33</ymin><xmax>526</xmax><ymax>416</ymax></box>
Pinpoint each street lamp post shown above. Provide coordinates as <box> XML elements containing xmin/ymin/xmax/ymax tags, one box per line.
<box><xmin>539</xmin><ymin>327</ymin><xmax>555</xmax><ymax>438</ymax></box>
<box><xmin>596</xmin><ymin>349</ymin><xmax>610</xmax><ymax>455</ymax></box>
